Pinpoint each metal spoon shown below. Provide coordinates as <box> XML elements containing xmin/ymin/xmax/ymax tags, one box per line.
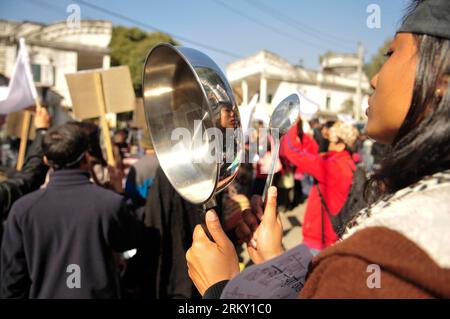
<box><xmin>261</xmin><ymin>93</ymin><xmax>301</xmax><ymax>207</ymax></box>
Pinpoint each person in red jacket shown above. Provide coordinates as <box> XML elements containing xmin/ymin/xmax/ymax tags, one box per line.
<box><xmin>279</xmin><ymin>119</ymin><xmax>359</xmax><ymax>251</ymax></box>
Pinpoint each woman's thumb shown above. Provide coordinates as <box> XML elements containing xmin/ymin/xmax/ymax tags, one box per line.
<box><xmin>263</xmin><ymin>186</ymin><xmax>278</xmax><ymax>224</ymax></box>
<box><xmin>205</xmin><ymin>210</ymin><xmax>229</xmax><ymax>246</ymax></box>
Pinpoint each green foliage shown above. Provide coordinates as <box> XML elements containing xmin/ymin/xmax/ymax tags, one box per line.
<box><xmin>319</xmin><ymin>50</ymin><xmax>336</xmax><ymax>64</ymax></box>
<box><xmin>364</xmin><ymin>37</ymin><xmax>392</xmax><ymax>80</ymax></box>
<box><xmin>109</xmin><ymin>26</ymin><xmax>179</xmax><ymax>91</ymax></box>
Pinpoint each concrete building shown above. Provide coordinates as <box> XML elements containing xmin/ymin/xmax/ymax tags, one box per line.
<box><xmin>0</xmin><ymin>19</ymin><xmax>112</xmax><ymax>108</ymax></box>
<box><xmin>226</xmin><ymin>50</ymin><xmax>371</xmax><ymax>122</ymax></box>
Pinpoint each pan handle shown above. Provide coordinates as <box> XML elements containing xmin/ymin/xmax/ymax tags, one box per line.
<box><xmin>200</xmin><ymin>197</ymin><xmax>218</xmax><ymax>242</ymax></box>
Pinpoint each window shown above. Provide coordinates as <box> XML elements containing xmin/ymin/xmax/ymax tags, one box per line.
<box><xmin>31</xmin><ymin>64</ymin><xmax>55</xmax><ymax>86</ymax></box>
<box><xmin>32</xmin><ymin>64</ymin><xmax>41</xmax><ymax>82</ymax></box>
<box><xmin>326</xmin><ymin>95</ymin><xmax>331</xmax><ymax>109</ymax></box>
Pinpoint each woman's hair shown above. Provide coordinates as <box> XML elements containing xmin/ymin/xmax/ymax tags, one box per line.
<box><xmin>367</xmin><ymin>0</ymin><xmax>450</xmax><ymax>198</ymax></box>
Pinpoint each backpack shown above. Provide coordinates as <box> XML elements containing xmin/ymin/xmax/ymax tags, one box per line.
<box><xmin>316</xmin><ymin>164</ymin><xmax>367</xmax><ymax>239</ymax></box>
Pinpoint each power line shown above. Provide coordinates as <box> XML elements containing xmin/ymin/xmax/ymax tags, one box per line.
<box><xmin>24</xmin><ymin>0</ymin><xmax>243</xmax><ymax>59</ymax></box>
<box><xmin>72</xmin><ymin>0</ymin><xmax>243</xmax><ymax>59</ymax></box>
<box><xmin>212</xmin><ymin>0</ymin><xmax>330</xmax><ymax>52</ymax></box>
<box><xmin>244</xmin><ymin>0</ymin><xmax>355</xmax><ymax>48</ymax></box>
<box><xmin>21</xmin><ymin>0</ymin><xmax>94</xmax><ymax>20</ymax></box>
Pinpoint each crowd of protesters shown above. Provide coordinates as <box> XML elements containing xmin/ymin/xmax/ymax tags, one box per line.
<box><xmin>0</xmin><ymin>0</ymin><xmax>449</xmax><ymax>299</ymax></box>
<box><xmin>0</xmin><ymin>96</ymin><xmax>384</xmax><ymax>299</ymax></box>
<box><xmin>186</xmin><ymin>0</ymin><xmax>450</xmax><ymax>299</ymax></box>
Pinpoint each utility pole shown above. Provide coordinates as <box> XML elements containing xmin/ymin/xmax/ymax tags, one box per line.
<box><xmin>355</xmin><ymin>42</ymin><xmax>364</xmax><ymax>121</ymax></box>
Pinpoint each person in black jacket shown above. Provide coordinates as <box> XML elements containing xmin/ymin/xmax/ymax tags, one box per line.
<box><xmin>0</xmin><ymin>106</ymin><xmax>50</xmax><ymax>222</ymax></box>
<box><xmin>0</xmin><ymin>123</ymin><xmax>141</xmax><ymax>299</ymax></box>
<box><xmin>139</xmin><ymin>166</ymin><xmax>204</xmax><ymax>299</ymax></box>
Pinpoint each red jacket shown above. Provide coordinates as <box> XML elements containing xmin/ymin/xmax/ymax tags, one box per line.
<box><xmin>279</xmin><ymin>125</ymin><xmax>355</xmax><ymax>250</ymax></box>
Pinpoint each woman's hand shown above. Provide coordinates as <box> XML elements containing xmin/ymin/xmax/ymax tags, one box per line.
<box><xmin>236</xmin><ymin>186</ymin><xmax>284</xmax><ymax>264</ymax></box>
<box><xmin>186</xmin><ymin>210</ymin><xmax>240</xmax><ymax>296</ymax></box>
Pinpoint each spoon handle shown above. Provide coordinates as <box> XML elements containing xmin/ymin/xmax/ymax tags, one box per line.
<box><xmin>262</xmin><ymin>135</ymin><xmax>280</xmax><ymax>208</ymax></box>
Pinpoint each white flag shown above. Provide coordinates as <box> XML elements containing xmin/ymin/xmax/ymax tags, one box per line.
<box><xmin>239</xmin><ymin>93</ymin><xmax>259</xmax><ymax>134</ymax></box>
<box><xmin>0</xmin><ymin>38</ymin><xmax>37</xmax><ymax>114</ymax></box>
<box><xmin>297</xmin><ymin>91</ymin><xmax>319</xmax><ymax>117</ymax></box>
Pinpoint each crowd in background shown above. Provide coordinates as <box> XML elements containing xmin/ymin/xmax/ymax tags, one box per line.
<box><xmin>0</xmin><ymin>105</ymin><xmax>385</xmax><ymax>298</ymax></box>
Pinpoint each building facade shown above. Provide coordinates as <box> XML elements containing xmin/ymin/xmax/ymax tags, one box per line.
<box><xmin>226</xmin><ymin>50</ymin><xmax>371</xmax><ymax>122</ymax></box>
<box><xmin>0</xmin><ymin>19</ymin><xmax>112</xmax><ymax>108</ymax></box>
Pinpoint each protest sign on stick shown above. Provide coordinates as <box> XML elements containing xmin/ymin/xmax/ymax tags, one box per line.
<box><xmin>93</xmin><ymin>72</ymin><xmax>115</xmax><ymax>167</ymax></box>
<box><xmin>14</xmin><ymin>99</ymin><xmax>43</xmax><ymax>171</ymax></box>
<box><xmin>65</xmin><ymin>66</ymin><xmax>136</xmax><ymax>166</ymax></box>
<box><xmin>132</xmin><ymin>97</ymin><xmax>146</xmax><ymax>129</ymax></box>
<box><xmin>15</xmin><ymin>110</ymin><xmax>32</xmax><ymax>171</ymax></box>
<box><xmin>6</xmin><ymin>110</ymin><xmax>36</xmax><ymax>140</ymax></box>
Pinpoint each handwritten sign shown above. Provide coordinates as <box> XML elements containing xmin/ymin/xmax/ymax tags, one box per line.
<box><xmin>221</xmin><ymin>244</ymin><xmax>313</xmax><ymax>299</ymax></box>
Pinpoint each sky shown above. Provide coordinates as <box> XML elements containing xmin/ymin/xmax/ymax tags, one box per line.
<box><xmin>0</xmin><ymin>0</ymin><xmax>411</xmax><ymax>71</ymax></box>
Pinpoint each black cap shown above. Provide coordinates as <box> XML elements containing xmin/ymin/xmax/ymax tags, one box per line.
<box><xmin>398</xmin><ymin>0</ymin><xmax>450</xmax><ymax>39</ymax></box>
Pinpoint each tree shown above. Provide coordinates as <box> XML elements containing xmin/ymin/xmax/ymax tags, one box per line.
<box><xmin>319</xmin><ymin>50</ymin><xmax>336</xmax><ymax>64</ymax></box>
<box><xmin>364</xmin><ymin>37</ymin><xmax>392</xmax><ymax>79</ymax></box>
<box><xmin>109</xmin><ymin>26</ymin><xmax>179</xmax><ymax>93</ymax></box>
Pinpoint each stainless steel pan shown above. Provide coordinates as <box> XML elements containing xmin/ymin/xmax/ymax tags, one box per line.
<box><xmin>142</xmin><ymin>43</ymin><xmax>242</xmax><ymax>229</ymax></box>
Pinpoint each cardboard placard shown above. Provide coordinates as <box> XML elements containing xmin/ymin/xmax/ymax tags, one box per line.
<box><xmin>65</xmin><ymin>66</ymin><xmax>136</xmax><ymax>120</ymax></box>
<box><xmin>65</xmin><ymin>71</ymin><xmax>99</xmax><ymax>120</ymax></box>
<box><xmin>132</xmin><ymin>97</ymin><xmax>147</xmax><ymax>129</ymax></box>
<box><xmin>5</xmin><ymin>110</ymin><xmax>36</xmax><ymax>140</ymax></box>
<box><xmin>101</xmin><ymin>66</ymin><xmax>136</xmax><ymax>114</ymax></box>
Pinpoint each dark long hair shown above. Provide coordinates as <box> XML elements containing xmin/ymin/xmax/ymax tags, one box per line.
<box><xmin>367</xmin><ymin>3</ymin><xmax>450</xmax><ymax>198</ymax></box>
